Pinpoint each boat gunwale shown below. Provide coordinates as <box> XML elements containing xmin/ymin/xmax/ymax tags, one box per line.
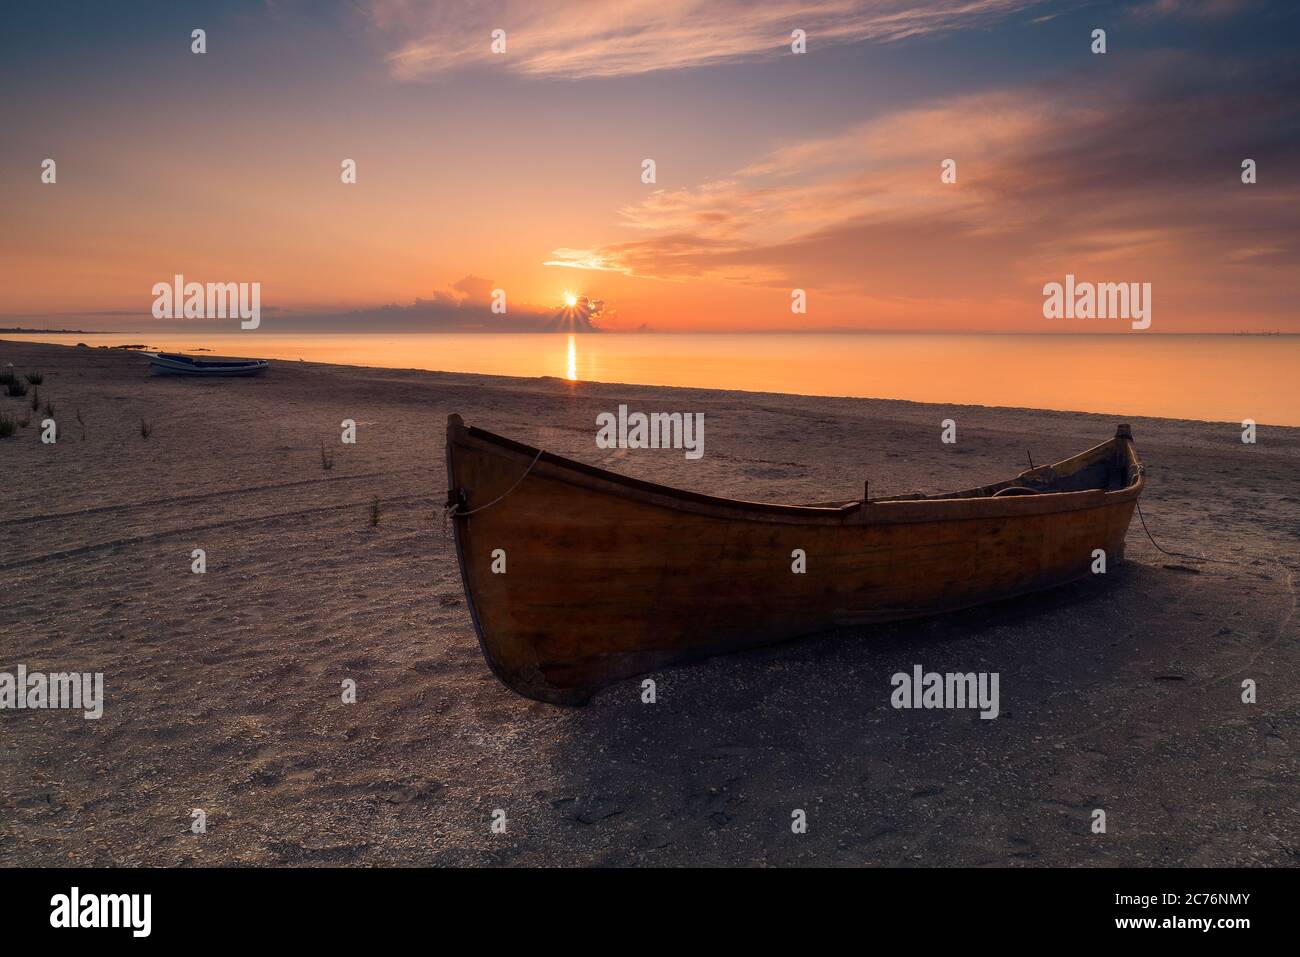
<box><xmin>451</xmin><ymin>419</ymin><xmax>1144</xmax><ymax>527</ymax></box>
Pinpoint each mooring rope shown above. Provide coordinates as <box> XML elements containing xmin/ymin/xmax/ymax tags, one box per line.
<box><xmin>1135</xmin><ymin>499</ymin><xmax>1238</xmax><ymax>565</ymax></box>
<box><xmin>441</xmin><ymin>450</ymin><xmax>545</xmax><ymax>551</ymax></box>
<box><xmin>451</xmin><ymin>449</ymin><xmax>544</xmax><ymax>518</ymax></box>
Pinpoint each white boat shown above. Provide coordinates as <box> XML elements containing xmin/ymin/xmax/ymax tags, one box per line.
<box><xmin>147</xmin><ymin>352</ymin><xmax>268</xmax><ymax>377</ymax></box>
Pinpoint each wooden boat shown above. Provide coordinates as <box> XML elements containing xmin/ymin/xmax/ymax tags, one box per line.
<box><xmin>445</xmin><ymin>415</ymin><xmax>1144</xmax><ymax>705</ymax></box>
<box><xmin>147</xmin><ymin>352</ymin><xmax>268</xmax><ymax>377</ymax></box>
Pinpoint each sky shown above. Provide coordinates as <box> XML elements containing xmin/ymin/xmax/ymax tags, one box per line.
<box><xmin>0</xmin><ymin>0</ymin><xmax>1296</xmax><ymax>333</ymax></box>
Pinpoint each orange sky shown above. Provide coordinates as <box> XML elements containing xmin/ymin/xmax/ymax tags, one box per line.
<box><xmin>1</xmin><ymin>1</ymin><xmax>1296</xmax><ymax>333</ymax></box>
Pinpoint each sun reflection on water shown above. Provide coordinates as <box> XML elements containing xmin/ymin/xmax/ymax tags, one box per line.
<box><xmin>566</xmin><ymin>334</ymin><xmax>577</xmax><ymax>381</ymax></box>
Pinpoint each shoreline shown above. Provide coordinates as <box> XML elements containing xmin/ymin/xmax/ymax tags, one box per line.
<box><xmin>2</xmin><ymin>338</ymin><xmax>1297</xmax><ymax>866</ymax></box>
<box><xmin>5</xmin><ymin>336</ymin><xmax>1297</xmax><ymax>430</ymax></box>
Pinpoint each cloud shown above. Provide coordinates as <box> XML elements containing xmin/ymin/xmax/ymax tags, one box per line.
<box><xmin>544</xmin><ymin>51</ymin><xmax>1300</xmax><ymax>323</ymax></box>
<box><xmin>367</xmin><ymin>0</ymin><xmax>1046</xmax><ymax>80</ymax></box>
<box><xmin>542</xmin><ymin>248</ymin><xmax>632</xmax><ymax>273</ymax></box>
<box><xmin>265</xmin><ymin>276</ymin><xmax>614</xmax><ymax>333</ymax></box>
<box><xmin>15</xmin><ymin>275</ymin><xmax>619</xmax><ymax>335</ymax></box>
<box><xmin>541</xmin><ymin>294</ymin><xmax>611</xmax><ymax>331</ymax></box>
<box><xmin>196</xmin><ymin>276</ymin><xmax>590</xmax><ymax>333</ymax></box>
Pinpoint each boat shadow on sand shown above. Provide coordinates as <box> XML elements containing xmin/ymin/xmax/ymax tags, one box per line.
<box><xmin>560</xmin><ymin>559</ymin><xmax>1160</xmax><ymax>720</ymax></box>
<box><xmin>518</xmin><ymin>557</ymin><xmax>1269</xmax><ymax>864</ymax></box>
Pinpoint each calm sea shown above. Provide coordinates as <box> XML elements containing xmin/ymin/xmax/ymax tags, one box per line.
<box><xmin>7</xmin><ymin>332</ymin><xmax>1298</xmax><ymax>426</ymax></box>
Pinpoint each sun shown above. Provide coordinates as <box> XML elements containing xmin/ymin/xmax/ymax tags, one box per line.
<box><xmin>564</xmin><ymin>292</ymin><xmax>578</xmax><ymax>307</ymax></box>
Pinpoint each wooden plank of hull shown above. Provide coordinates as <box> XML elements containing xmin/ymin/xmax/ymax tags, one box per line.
<box><xmin>446</xmin><ymin>415</ymin><xmax>1143</xmax><ymax>705</ymax></box>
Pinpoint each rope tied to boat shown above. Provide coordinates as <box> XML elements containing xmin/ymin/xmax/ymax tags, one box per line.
<box><xmin>441</xmin><ymin>449</ymin><xmax>544</xmax><ymax>549</ymax></box>
<box><xmin>1124</xmin><ymin>458</ymin><xmax>1238</xmax><ymax>565</ymax></box>
<box><xmin>1135</xmin><ymin>499</ymin><xmax>1238</xmax><ymax>566</ymax></box>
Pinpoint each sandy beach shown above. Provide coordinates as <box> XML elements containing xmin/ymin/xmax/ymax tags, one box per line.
<box><xmin>1</xmin><ymin>338</ymin><xmax>1297</xmax><ymax>867</ymax></box>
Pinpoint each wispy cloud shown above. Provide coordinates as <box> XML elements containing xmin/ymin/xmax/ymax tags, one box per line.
<box><xmin>546</xmin><ymin>52</ymin><xmax>1300</xmax><ymax>319</ymax></box>
<box><xmin>542</xmin><ymin>248</ymin><xmax>632</xmax><ymax>273</ymax></box>
<box><xmin>368</xmin><ymin>0</ymin><xmax>1046</xmax><ymax>80</ymax></box>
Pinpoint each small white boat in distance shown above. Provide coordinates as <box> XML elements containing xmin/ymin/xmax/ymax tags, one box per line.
<box><xmin>147</xmin><ymin>352</ymin><xmax>268</xmax><ymax>377</ymax></box>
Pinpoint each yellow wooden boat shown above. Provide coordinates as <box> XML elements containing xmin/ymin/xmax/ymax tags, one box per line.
<box><xmin>446</xmin><ymin>415</ymin><xmax>1143</xmax><ymax>705</ymax></box>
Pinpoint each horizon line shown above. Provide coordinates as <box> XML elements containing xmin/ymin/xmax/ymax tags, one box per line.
<box><xmin>3</xmin><ymin>328</ymin><xmax>1297</xmax><ymax>338</ymax></box>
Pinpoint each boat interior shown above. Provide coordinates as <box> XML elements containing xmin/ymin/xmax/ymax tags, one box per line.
<box><xmin>452</xmin><ymin>416</ymin><xmax>1141</xmax><ymax>516</ymax></box>
<box><xmin>816</xmin><ymin>431</ymin><xmax>1141</xmax><ymax>507</ymax></box>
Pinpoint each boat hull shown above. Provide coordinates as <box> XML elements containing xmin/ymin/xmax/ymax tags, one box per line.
<box><xmin>446</xmin><ymin>416</ymin><xmax>1142</xmax><ymax>705</ymax></box>
<box><xmin>148</xmin><ymin>354</ymin><xmax>268</xmax><ymax>376</ymax></box>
